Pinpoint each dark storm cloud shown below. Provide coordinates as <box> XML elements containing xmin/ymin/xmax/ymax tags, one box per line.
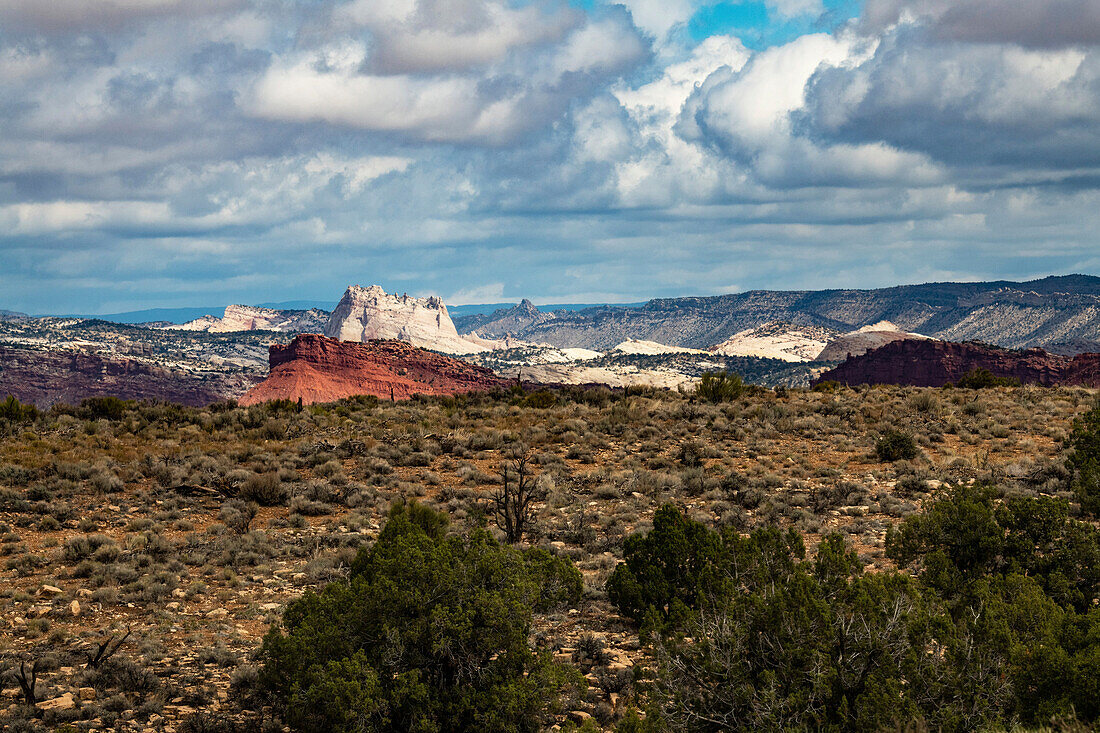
<box><xmin>862</xmin><ymin>0</ymin><xmax>1100</xmax><ymax>49</ymax></box>
<box><xmin>798</xmin><ymin>28</ymin><xmax>1100</xmax><ymax>172</ymax></box>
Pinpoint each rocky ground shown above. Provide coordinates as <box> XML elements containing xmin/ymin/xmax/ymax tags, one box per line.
<box><xmin>0</xmin><ymin>383</ymin><xmax>1091</xmax><ymax>731</ymax></box>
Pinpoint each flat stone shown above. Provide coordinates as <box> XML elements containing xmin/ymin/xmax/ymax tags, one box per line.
<box><xmin>39</xmin><ymin>692</ymin><xmax>75</xmax><ymax>711</ymax></box>
<box><xmin>39</xmin><ymin>585</ymin><xmax>63</xmax><ymax>595</ymax></box>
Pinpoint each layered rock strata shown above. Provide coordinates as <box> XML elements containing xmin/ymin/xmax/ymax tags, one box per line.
<box><xmin>815</xmin><ymin>321</ymin><xmax>928</xmax><ymax>362</ymax></box>
<box><xmin>168</xmin><ymin>305</ymin><xmax>328</xmax><ymax>333</ymax></box>
<box><xmin>239</xmin><ymin>334</ymin><xmax>507</xmax><ymax>406</ymax></box>
<box><xmin>0</xmin><ymin>346</ymin><xmax>258</xmax><ymax>407</ymax></box>
<box><xmin>323</xmin><ymin>285</ymin><xmax>491</xmax><ymax>354</ymax></box>
<box><xmin>814</xmin><ymin>339</ymin><xmax>1100</xmax><ymax>387</ymax></box>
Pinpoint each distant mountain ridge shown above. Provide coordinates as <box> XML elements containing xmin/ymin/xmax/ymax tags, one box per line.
<box><xmin>454</xmin><ymin>275</ymin><xmax>1100</xmax><ymax>351</ymax></box>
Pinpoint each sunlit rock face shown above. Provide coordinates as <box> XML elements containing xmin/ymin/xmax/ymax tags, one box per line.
<box><xmin>239</xmin><ymin>334</ymin><xmax>506</xmax><ymax>406</ymax></box>
<box><xmin>710</xmin><ymin>322</ymin><xmax>838</xmax><ymax>362</ymax></box>
<box><xmin>323</xmin><ymin>285</ymin><xmax>490</xmax><ymax>354</ymax></box>
<box><xmin>815</xmin><ymin>321</ymin><xmax>928</xmax><ymax>362</ymax></box>
<box><xmin>168</xmin><ymin>305</ymin><xmax>328</xmax><ymax>334</ymax></box>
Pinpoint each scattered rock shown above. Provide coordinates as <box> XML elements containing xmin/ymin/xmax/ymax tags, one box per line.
<box><xmin>38</xmin><ymin>692</ymin><xmax>75</xmax><ymax>711</ymax></box>
<box><xmin>78</xmin><ymin>687</ymin><xmax>96</xmax><ymax>701</ymax></box>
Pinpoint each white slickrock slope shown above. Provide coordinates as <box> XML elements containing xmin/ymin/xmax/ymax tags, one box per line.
<box><xmin>166</xmin><ymin>305</ymin><xmax>328</xmax><ymax>333</ymax></box>
<box><xmin>709</xmin><ymin>322</ymin><xmax>839</xmax><ymax>362</ymax></box>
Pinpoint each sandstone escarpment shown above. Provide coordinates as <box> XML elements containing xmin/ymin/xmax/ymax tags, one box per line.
<box><xmin>0</xmin><ymin>346</ymin><xmax>259</xmax><ymax>407</ymax></box>
<box><xmin>815</xmin><ymin>321</ymin><xmax>928</xmax><ymax>362</ymax></box>
<box><xmin>168</xmin><ymin>305</ymin><xmax>328</xmax><ymax>333</ymax></box>
<box><xmin>324</xmin><ymin>285</ymin><xmax>492</xmax><ymax>354</ymax></box>
<box><xmin>814</xmin><ymin>339</ymin><xmax>1100</xmax><ymax>388</ymax></box>
<box><xmin>239</xmin><ymin>334</ymin><xmax>507</xmax><ymax>406</ymax></box>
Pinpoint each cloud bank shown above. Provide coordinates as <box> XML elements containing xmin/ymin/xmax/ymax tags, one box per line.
<box><xmin>1</xmin><ymin>0</ymin><xmax>1099</xmax><ymax>313</ymax></box>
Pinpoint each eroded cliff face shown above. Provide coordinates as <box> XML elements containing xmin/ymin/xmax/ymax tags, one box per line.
<box><xmin>815</xmin><ymin>322</ymin><xmax>928</xmax><ymax>362</ymax></box>
<box><xmin>239</xmin><ymin>334</ymin><xmax>507</xmax><ymax>406</ymax></box>
<box><xmin>814</xmin><ymin>339</ymin><xmax>1100</xmax><ymax>388</ymax></box>
<box><xmin>0</xmin><ymin>346</ymin><xmax>259</xmax><ymax>407</ymax></box>
<box><xmin>167</xmin><ymin>305</ymin><xmax>328</xmax><ymax>333</ymax></box>
<box><xmin>323</xmin><ymin>285</ymin><xmax>491</xmax><ymax>354</ymax></box>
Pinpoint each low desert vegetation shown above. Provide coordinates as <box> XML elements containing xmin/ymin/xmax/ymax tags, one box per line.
<box><xmin>0</xmin><ymin>385</ymin><xmax>1097</xmax><ymax>731</ymax></box>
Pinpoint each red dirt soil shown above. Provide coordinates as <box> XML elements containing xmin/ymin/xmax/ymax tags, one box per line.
<box><xmin>239</xmin><ymin>334</ymin><xmax>508</xmax><ymax>405</ymax></box>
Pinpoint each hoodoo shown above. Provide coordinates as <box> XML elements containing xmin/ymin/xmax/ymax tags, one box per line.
<box><xmin>239</xmin><ymin>334</ymin><xmax>507</xmax><ymax>406</ymax></box>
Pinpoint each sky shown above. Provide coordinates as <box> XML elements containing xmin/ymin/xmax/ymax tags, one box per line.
<box><xmin>2</xmin><ymin>0</ymin><xmax>1100</xmax><ymax>313</ymax></box>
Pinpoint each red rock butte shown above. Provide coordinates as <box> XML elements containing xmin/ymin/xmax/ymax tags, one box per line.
<box><xmin>815</xmin><ymin>338</ymin><xmax>1100</xmax><ymax>388</ymax></box>
<box><xmin>239</xmin><ymin>334</ymin><xmax>508</xmax><ymax>406</ymax></box>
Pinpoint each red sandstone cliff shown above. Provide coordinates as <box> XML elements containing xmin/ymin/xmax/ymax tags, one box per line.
<box><xmin>239</xmin><ymin>334</ymin><xmax>507</xmax><ymax>406</ymax></box>
<box><xmin>814</xmin><ymin>339</ymin><xmax>1100</xmax><ymax>388</ymax></box>
<box><xmin>0</xmin><ymin>346</ymin><xmax>260</xmax><ymax>408</ymax></box>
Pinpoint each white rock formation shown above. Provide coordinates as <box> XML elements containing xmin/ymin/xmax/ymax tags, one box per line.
<box><xmin>613</xmin><ymin>339</ymin><xmax>705</xmax><ymax>355</ymax></box>
<box><xmin>815</xmin><ymin>321</ymin><xmax>930</xmax><ymax>362</ymax></box>
<box><xmin>167</xmin><ymin>305</ymin><xmax>328</xmax><ymax>334</ymax></box>
<box><xmin>710</xmin><ymin>322</ymin><xmax>838</xmax><ymax>362</ymax></box>
<box><xmin>323</xmin><ymin>285</ymin><xmax>495</xmax><ymax>354</ymax></box>
<box><xmin>497</xmin><ymin>363</ymin><xmax>697</xmax><ymax>390</ymax></box>
<box><xmin>541</xmin><ymin>347</ymin><xmax>603</xmax><ymax>363</ymax></box>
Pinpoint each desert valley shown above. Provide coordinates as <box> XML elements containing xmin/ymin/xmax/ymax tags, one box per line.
<box><xmin>3</xmin><ymin>276</ymin><xmax>1100</xmax><ymax>731</ymax></box>
<box><xmin>5</xmin><ymin>275</ymin><xmax>1100</xmax><ymax>414</ymax></box>
<box><xmin>5</xmin><ymin>0</ymin><xmax>1100</xmax><ymax>728</ymax></box>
